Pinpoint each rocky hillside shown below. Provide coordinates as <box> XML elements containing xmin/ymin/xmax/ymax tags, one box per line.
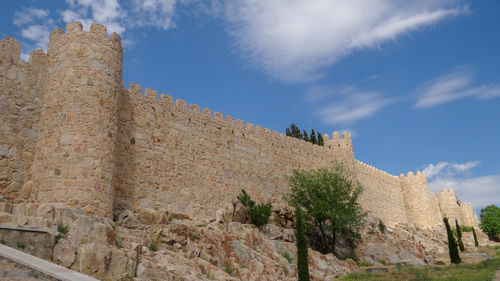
<box><xmin>0</xmin><ymin>200</ymin><xmax>479</xmax><ymax>281</ymax></box>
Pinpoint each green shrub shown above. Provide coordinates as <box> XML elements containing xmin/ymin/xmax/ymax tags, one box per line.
<box><xmin>282</xmin><ymin>252</ymin><xmax>293</xmax><ymax>263</ymax></box>
<box><xmin>461</xmin><ymin>225</ymin><xmax>474</xmax><ymax>232</ymax></box>
<box><xmin>238</xmin><ymin>189</ymin><xmax>271</xmax><ymax>227</ymax></box>
<box><xmin>54</xmin><ymin>234</ymin><xmax>63</xmax><ymax>244</ymax></box>
<box><xmin>57</xmin><ymin>222</ymin><xmax>69</xmax><ymax>234</ymax></box>
<box><xmin>378</xmin><ymin>220</ymin><xmax>386</xmax><ymax>234</ymax></box>
<box><xmin>149</xmin><ymin>242</ymin><xmax>158</xmax><ymax>252</ymax></box>
<box><xmin>359</xmin><ymin>261</ymin><xmax>373</xmax><ymax>267</ymax></box>
<box><xmin>249</xmin><ymin>203</ymin><xmax>271</xmax><ymax>227</ymax></box>
<box><xmin>237</xmin><ymin>189</ymin><xmax>255</xmax><ymax>208</ymax></box>
<box><xmin>223</xmin><ymin>263</ymin><xmax>234</xmax><ymax>275</ymax></box>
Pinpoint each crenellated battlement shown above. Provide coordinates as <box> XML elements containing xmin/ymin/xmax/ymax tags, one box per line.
<box><xmin>0</xmin><ymin>37</ymin><xmax>48</xmax><ymax>69</ymax></box>
<box><xmin>437</xmin><ymin>188</ymin><xmax>456</xmax><ymax>195</ymax></box>
<box><xmin>121</xmin><ymin>81</ymin><xmax>356</xmax><ymax>152</ymax></box>
<box><xmin>0</xmin><ymin>22</ymin><xmax>482</xmax><ymax>229</ymax></box>
<box><xmin>355</xmin><ymin>160</ymin><xmax>397</xmax><ymax>178</ymax></box>
<box><xmin>48</xmin><ymin>22</ymin><xmax>121</xmax><ymax>52</ymax></box>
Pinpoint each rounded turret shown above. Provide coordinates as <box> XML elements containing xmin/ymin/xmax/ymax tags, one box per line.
<box><xmin>31</xmin><ymin>22</ymin><xmax>122</xmax><ymax>218</ymax></box>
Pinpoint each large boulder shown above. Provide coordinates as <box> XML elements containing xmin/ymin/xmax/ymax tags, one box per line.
<box><xmin>53</xmin><ymin>238</ymin><xmax>76</xmax><ymax>267</ymax></box>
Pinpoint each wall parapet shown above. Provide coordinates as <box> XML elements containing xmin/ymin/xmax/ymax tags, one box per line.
<box><xmin>122</xmin><ymin>81</ymin><xmax>357</xmax><ymax>155</ymax></box>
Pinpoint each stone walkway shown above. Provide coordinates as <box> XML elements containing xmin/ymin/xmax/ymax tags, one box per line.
<box><xmin>0</xmin><ymin>244</ymin><xmax>98</xmax><ymax>281</ymax></box>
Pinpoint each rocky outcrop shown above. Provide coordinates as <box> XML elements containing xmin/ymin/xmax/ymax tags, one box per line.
<box><xmin>355</xmin><ymin>215</ymin><xmax>448</xmax><ymax>266</ymax></box>
<box><xmin>0</xmin><ymin>202</ymin><xmax>356</xmax><ymax>280</ymax></box>
<box><xmin>215</xmin><ymin>200</ymin><xmax>294</xmax><ymax>228</ymax></box>
<box><xmin>1</xmin><ymin>201</ymin><xmax>492</xmax><ymax>281</ymax></box>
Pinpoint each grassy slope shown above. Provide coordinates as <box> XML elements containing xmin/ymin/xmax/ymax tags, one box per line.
<box><xmin>337</xmin><ymin>245</ymin><xmax>500</xmax><ymax>281</ymax></box>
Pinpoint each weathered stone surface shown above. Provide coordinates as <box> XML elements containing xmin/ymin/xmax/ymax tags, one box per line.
<box><xmin>36</xmin><ymin>203</ymin><xmax>55</xmax><ymax>220</ymax></box>
<box><xmin>53</xmin><ymin>238</ymin><xmax>76</xmax><ymax>267</ymax></box>
<box><xmin>73</xmin><ymin>243</ymin><xmax>111</xmax><ymax>278</ymax></box>
<box><xmin>117</xmin><ymin>210</ymin><xmax>140</xmax><ymax>228</ymax></box>
<box><xmin>110</xmin><ymin>248</ymin><xmax>129</xmax><ymax>276</ymax></box>
<box><xmin>0</xmin><ymin>211</ymin><xmax>15</xmax><ymax>224</ymax></box>
<box><xmin>19</xmin><ymin>180</ymin><xmax>32</xmax><ymax>199</ymax></box>
<box><xmin>233</xmin><ymin>202</ymin><xmax>248</xmax><ymax>223</ymax></box>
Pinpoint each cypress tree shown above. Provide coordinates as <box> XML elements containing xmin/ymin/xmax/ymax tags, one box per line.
<box><xmin>310</xmin><ymin>129</ymin><xmax>317</xmax><ymax>144</ymax></box>
<box><xmin>286</xmin><ymin>128</ymin><xmax>291</xmax><ymax>137</ymax></box>
<box><xmin>317</xmin><ymin>132</ymin><xmax>324</xmax><ymax>146</ymax></box>
<box><xmin>455</xmin><ymin>219</ymin><xmax>465</xmax><ymax>252</ymax></box>
<box><xmin>303</xmin><ymin>129</ymin><xmax>309</xmax><ymax>142</ymax></box>
<box><xmin>295</xmin><ymin>207</ymin><xmax>310</xmax><ymax>281</ymax></box>
<box><xmin>444</xmin><ymin>217</ymin><xmax>461</xmax><ymax>264</ymax></box>
<box><xmin>290</xmin><ymin>124</ymin><xmax>302</xmax><ymax>139</ymax></box>
<box><xmin>472</xmin><ymin>227</ymin><xmax>479</xmax><ymax>247</ymax></box>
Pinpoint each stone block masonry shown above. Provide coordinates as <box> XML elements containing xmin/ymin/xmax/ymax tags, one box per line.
<box><xmin>0</xmin><ymin>22</ymin><xmax>481</xmax><ymax>229</ymax></box>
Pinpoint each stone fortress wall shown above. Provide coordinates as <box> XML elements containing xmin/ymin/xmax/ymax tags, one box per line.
<box><xmin>0</xmin><ymin>22</ymin><xmax>481</xmax><ymax>229</ymax></box>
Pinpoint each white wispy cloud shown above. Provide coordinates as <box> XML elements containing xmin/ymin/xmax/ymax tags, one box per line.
<box><xmin>422</xmin><ymin>160</ymin><xmax>499</xmax><ymax>209</ymax></box>
<box><xmin>13</xmin><ymin>7</ymin><xmax>55</xmax><ymax>60</ymax></box>
<box><xmin>130</xmin><ymin>0</ymin><xmax>177</xmax><ymax>30</ymax></box>
<box><xmin>428</xmin><ymin>175</ymin><xmax>500</xmax><ymax>210</ymax></box>
<box><xmin>13</xmin><ymin>7</ymin><xmax>49</xmax><ymax>26</ymax></box>
<box><xmin>307</xmin><ymin>86</ymin><xmax>392</xmax><ymax>125</ymax></box>
<box><xmin>62</xmin><ymin>0</ymin><xmax>126</xmax><ymax>34</ymax></box>
<box><xmin>13</xmin><ymin>0</ymin><xmax>196</xmax><ymax>59</ymax></box>
<box><xmin>216</xmin><ymin>0</ymin><xmax>465</xmax><ymax>82</ymax></box>
<box><xmin>414</xmin><ymin>69</ymin><xmax>500</xmax><ymax>108</ymax></box>
<box><xmin>422</xmin><ymin>160</ymin><xmax>480</xmax><ymax>179</ymax></box>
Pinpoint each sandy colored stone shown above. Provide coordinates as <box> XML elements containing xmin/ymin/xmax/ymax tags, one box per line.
<box><xmin>19</xmin><ymin>180</ymin><xmax>32</xmax><ymax>199</ymax></box>
<box><xmin>53</xmin><ymin>238</ymin><xmax>76</xmax><ymax>267</ymax></box>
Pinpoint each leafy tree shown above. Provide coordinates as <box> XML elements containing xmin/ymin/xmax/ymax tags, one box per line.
<box><xmin>285</xmin><ymin>166</ymin><xmax>367</xmax><ymax>257</ymax></box>
<box><xmin>480</xmin><ymin>205</ymin><xmax>500</xmax><ymax>240</ymax></box>
<box><xmin>317</xmin><ymin>132</ymin><xmax>324</xmax><ymax>146</ymax></box>
<box><xmin>455</xmin><ymin>219</ymin><xmax>465</xmax><ymax>252</ymax></box>
<box><xmin>444</xmin><ymin>217</ymin><xmax>461</xmax><ymax>264</ymax></box>
<box><xmin>295</xmin><ymin>207</ymin><xmax>310</xmax><ymax>281</ymax></box>
<box><xmin>472</xmin><ymin>227</ymin><xmax>479</xmax><ymax>247</ymax></box>
<box><xmin>310</xmin><ymin>129</ymin><xmax>317</xmax><ymax>144</ymax></box>
<box><xmin>302</xmin><ymin>129</ymin><xmax>309</xmax><ymax>142</ymax></box>
<box><xmin>286</xmin><ymin>128</ymin><xmax>291</xmax><ymax>137</ymax></box>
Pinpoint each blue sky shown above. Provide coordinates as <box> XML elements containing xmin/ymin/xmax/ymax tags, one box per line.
<box><xmin>1</xmin><ymin>0</ymin><xmax>499</xmax><ymax>212</ymax></box>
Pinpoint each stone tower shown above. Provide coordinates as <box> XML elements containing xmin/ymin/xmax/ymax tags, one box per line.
<box><xmin>31</xmin><ymin>23</ymin><xmax>123</xmax><ymax>218</ymax></box>
<box><xmin>437</xmin><ymin>189</ymin><xmax>462</xmax><ymax>224</ymax></box>
<box><xmin>400</xmin><ymin>171</ymin><xmax>443</xmax><ymax>228</ymax></box>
